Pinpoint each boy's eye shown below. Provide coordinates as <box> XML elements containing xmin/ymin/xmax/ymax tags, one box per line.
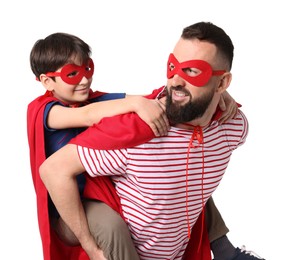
<box><xmin>67</xmin><ymin>70</ymin><xmax>79</xmax><ymax>78</ymax></box>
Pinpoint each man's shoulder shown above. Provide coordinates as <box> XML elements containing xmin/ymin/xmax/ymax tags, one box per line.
<box><xmin>144</xmin><ymin>86</ymin><xmax>166</xmax><ymax>99</ymax></box>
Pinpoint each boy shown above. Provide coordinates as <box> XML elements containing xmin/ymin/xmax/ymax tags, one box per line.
<box><xmin>28</xmin><ymin>32</ymin><xmax>170</xmax><ymax>260</ymax></box>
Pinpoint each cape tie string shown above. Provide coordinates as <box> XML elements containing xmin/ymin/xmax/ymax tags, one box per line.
<box><xmin>185</xmin><ymin>125</ymin><xmax>205</xmax><ymax>251</ymax></box>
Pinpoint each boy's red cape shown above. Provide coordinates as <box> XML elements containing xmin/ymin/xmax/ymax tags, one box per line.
<box><xmin>27</xmin><ymin>87</ymin><xmax>211</xmax><ymax>260</ymax></box>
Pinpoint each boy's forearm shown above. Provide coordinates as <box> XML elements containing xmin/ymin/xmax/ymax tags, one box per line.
<box><xmin>47</xmin><ymin>96</ymin><xmax>138</xmax><ymax>129</ymax></box>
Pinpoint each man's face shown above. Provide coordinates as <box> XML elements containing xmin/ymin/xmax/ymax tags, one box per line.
<box><xmin>166</xmin><ymin>38</ymin><xmax>221</xmax><ymax>124</ymax></box>
<box><xmin>165</xmin><ymin>85</ymin><xmax>215</xmax><ymax>125</ymax></box>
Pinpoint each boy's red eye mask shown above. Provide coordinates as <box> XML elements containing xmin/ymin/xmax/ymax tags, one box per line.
<box><xmin>167</xmin><ymin>53</ymin><xmax>226</xmax><ymax>87</ymax></box>
<box><xmin>45</xmin><ymin>58</ymin><xmax>94</xmax><ymax>85</ymax></box>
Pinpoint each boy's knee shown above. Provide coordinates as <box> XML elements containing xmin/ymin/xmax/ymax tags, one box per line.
<box><xmin>52</xmin><ymin>217</ymin><xmax>80</xmax><ymax>246</ymax></box>
<box><xmin>84</xmin><ymin>200</ymin><xmax>139</xmax><ymax>260</ymax></box>
<box><xmin>84</xmin><ymin>200</ymin><xmax>129</xmax><ymax>239</ymax></box>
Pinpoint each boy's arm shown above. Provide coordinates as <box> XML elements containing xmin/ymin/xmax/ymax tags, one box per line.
<box><xmin>47</xmin><ymin>89</ymin><xmax>236</xmax><ymax>135</ymax></box>
<box><xmin>47</xmin><ymin>95</ymin><xmax>169</xmax><ymax>136</ymax></box>
<box><xmin>218</xmin><ymin>90</ymin><xmax>239</xmax><ymax>124</ymax></box>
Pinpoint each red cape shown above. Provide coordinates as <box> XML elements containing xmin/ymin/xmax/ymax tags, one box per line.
<box><xmin>70</xmin><ymin>86</ymin><xmax>212</xmax><ymax>260</ymax></box>
<box><xmin>27</xmin><ymin>90</ymin><xmax>107</xmax><ymax>260</ymax></box>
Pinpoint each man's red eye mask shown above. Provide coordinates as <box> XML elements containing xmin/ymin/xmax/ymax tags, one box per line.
<box><xmin>167</xmin><ymin>53</ymin><xmax>226</xmax><ymax>87</ymax></box>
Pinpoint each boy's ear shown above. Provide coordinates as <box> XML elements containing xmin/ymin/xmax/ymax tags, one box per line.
<box><xmin>216</xmin><ymin>72</ymin><xmax>232</xmax><ymax>94</ymax></box>
<box><xmin>39</xmin><ymin>74</ymin><xmax>54</xmax><ymax>91</ymax></box>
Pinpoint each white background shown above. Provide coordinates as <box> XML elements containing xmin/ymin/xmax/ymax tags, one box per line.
<box><xmin>1</xmin><ymin>0</ymin><xmax>287</xmax><ymax>259</ymax></box>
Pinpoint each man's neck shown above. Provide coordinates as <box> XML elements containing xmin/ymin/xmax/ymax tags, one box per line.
<box><xmin>175</xmin><ymin>116</ymin><xmax>211</xmax><ymax>130</ymax></box>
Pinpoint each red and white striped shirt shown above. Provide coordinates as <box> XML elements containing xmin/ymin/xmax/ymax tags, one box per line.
<box><xmin>77</xmin><ymin>110</ymin><xmax>248</xmax><ymax>259</ymax></box>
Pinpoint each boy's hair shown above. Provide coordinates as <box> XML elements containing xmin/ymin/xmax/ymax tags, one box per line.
<box><xmin>182</xmin><ymin>22</ymin><xmax>234</xmax><ymax>70</ymax></box>
<box><xmin>30</xmin><ymin>32</ymin><xmax>91</xmax><ymax>80</ymax></box>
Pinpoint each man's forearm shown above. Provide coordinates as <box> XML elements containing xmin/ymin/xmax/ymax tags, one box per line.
<box><xmin>39</xmin><ymin>145</ymin><xmax>100</xmax><ymax>257</ymax></box>
<box><xmin>42</xmin><ymin>172</ymin><xmax>105</xmax><ymax>259</ymax></box>
<box><xmin>44</xmin><ymin>172</ymin><xmax>92</xmax><ymax>242</ymax></box>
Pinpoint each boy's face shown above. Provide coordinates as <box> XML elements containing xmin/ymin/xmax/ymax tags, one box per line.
<box><xmin>41</xmin><ymin>58</ymin><xmax>94</xmax><ymax>104</ymax></box>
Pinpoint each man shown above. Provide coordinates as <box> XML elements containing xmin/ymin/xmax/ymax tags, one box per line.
<box><xmin>40</xmin><ymin>22</ymin><xmax>264</xmax><ymax>259</ymax></box>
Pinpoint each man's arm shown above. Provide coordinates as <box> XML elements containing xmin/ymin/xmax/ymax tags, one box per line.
<box><xmin>39</xmin><ymin>144</ymin><xmax>103</xmax><ymax>260</ymax></box>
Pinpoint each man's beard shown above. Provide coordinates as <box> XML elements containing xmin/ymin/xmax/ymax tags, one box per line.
<box><xmin>165</xmin><ymin>86</ymin><xmax>215</xmax><ymax>125</ymax></box>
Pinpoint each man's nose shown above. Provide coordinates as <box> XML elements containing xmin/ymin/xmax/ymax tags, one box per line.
<box><xmin>171</xmin><ymin>73</ymin><xmax>186</xmax><ymax>87</ymax></box>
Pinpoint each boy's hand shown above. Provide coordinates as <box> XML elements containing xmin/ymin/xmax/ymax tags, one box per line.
<box><xmin>136</xmin><ymin>97</ymin><xmax>170</xmax><ymax>136</ymax></box>
<box><xmin>218</xmin><ymin>91</ymin><xmax>238</xmax><ymax>124</ymax></box>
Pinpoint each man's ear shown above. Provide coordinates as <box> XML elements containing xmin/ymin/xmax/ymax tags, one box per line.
<box><xmin>39</xmin><ymin>74</ymin><xmax>54</xmax><ymax>91</ymax></box>
<box><xmin>216</xmin><ymin>72</ymin><xmax>232</xmax><ymax>94</ymax></box>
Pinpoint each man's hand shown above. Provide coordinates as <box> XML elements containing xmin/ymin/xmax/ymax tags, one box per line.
<box><xmin>81</xmin><ymin>235</ymin><xmax>107</xmax><ymax>260</ymax></box>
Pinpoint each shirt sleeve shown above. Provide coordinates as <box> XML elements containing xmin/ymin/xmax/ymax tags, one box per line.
<box><xmin>77</xmin><ymin>146</ymin><xmax>128</xmax><ymax>177</ymax></box>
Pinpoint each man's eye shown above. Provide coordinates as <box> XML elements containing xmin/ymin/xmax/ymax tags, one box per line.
<box><xmin>169</xmin><ymin>63</ymin><xmax>175</xmax><ymax>71</ymax></box>
<box><xmin>67</xmin><ymin>71</ymin><xmax>78</xmax><ymax>78</ymax></box>
<box><xmin>183</xmin><ymin>68</ymin><xmax>201</xmax><ymax>77</ymax></box>
<box><xmin>85</xmin><ymin>66</ymin><xmax>92</xmax><ymax>72</ymax></box>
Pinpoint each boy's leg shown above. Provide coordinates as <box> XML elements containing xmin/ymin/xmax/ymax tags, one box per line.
<box><xmin>53</xmin><ymin>200</ymin><xmax>139</xmax><ymax>260</ymax></box>
<box><xmin>52</xmin><ymin>217</ymin><xmax>79</xmax><ymax>246</ymax></box>
<box><xmin>84</xmin><ymin>200</ymin><xmax>140</xmax><ymax>260</ymax></box>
